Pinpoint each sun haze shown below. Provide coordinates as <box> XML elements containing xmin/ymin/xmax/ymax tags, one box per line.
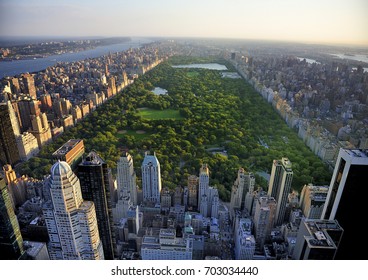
<box><xmin>0</xmin><ymin>0</ymin><xmax>367</xmax><ymax>46</ymax></box>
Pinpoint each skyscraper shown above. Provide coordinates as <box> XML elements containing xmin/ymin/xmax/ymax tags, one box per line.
<box><xmin>116</xmin><ymin>151</ymin><xmax>137</xmax><ymax>206</ymax></box>
<box><xmin>187</xmin><ymin>175</ymin><xmax>198</xmax><ymax>209</ymax></box>
<box><xmin>0</xmin><ymin>176</ymin><xmax>24</xmax><ymax>260</ymax></box>
<box><xmin>198</xmin><ymin>164</ymin><xmax>209</xmax><ymax>211</ymax></box>
<box><xmin>0</xmin><ymin>101</ymin><xmax>20</xmax><ymax>166</ymax></box>
<box><xmin>78</xmin><ymin>151</ymin><xmax>115</xmax><ymax>260</ymax></box>
<box><xmin>22</xmin><ymin>73</ymin><xmax>37</xmax><ymax>99</ymax></box>
<box><xmin>43</xmin><ymin>161</ymin><xmax>104</xmax><ymax>260</ymax></box>
<box><xmin>253</xmin><ymin>195</ymin><xmax>277</xmax><ymax>249</ymax></box>
<box><xmin>230</xmin><ymin>168</ymin><xmax>256</xmax><ymax>215</ymax></box>
<box><xmin>230</xmin><ymin>168</ymin><xmax>246</xmax><ymax>211</ymax></box>
<box><xmin>321</xmin><ymin>148</ymin><xmax>368</xmax><ymax>259</ymax></box>
<box><xmin>30</xmin><ymin>112</ymin><xmax>52</xmax><ymax>147</ymax></box>
<box><xmin>268</xmin><ymin>158</ymin><xmax>293</xmax><ymax>225</ymax></box>
<box><xmin>141</xmin><ymin>151</ymin><xmax>162</xmax><ymax>203</ymax></box>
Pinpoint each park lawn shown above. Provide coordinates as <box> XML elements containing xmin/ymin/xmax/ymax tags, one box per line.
<box><xmin>138</xmin><ymin>108</ymin><xmax>184</xmax><ymax>120</ymax></box>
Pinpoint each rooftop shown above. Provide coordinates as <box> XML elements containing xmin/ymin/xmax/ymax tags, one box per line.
<box><xmin>304</xmin><ymin>219</ymin><xmax>343</xmax><ymax>248</ymax></box>
<box><xmin>52</xmin><ymin>139</ymin><xmax>83</xmax><ymax>156</ymax></box>
<box><xmin>343</xmin><ymin>149</ymin><xmax>368</xmax><ymax>158</ymax></box>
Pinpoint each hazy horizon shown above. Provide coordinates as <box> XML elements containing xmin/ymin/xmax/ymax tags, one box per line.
<box><xmin>0</xmin><ymin>0</ymin><xmax>367</xmax><ymax>47</ymax></box>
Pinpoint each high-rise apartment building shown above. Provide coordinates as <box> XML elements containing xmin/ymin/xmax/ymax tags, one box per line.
<box><xmin>30</xmin><ymin>112</ymin><xmax>52</xmax><ymax>147</ymax></box>
<box><xmin>198</xmin><ymin>164</ymin><xmax>209</xmax><ymax>211</ymax></box>
<box><xmin>230</xmin><ymin>168</ymin><xmax>256</xmax><ymax>215</ymax></box>
<box><xmin>299</xmin><ymin>184</ymin><xmax>329</xmax><ymax>219</ymax></box>
<box><xmin>268</xmin><ymin>158</ymin><xmax>293</xmax><ymax>225</ymax></box>
<box><xmin>117</xmin><ymin>152</ymin><xmax>137</xmax><ymax>206</ymax></box>
<box><xmin>141</xmin><ymin>151</ymin><xmax>162</xmax><ymax>203</ymax></box>
<box><xmin>0</xmin><ymin>177</ymin><xmax>24</xmax><ymax>259</ymax></box>
<box><xmin>187</xmin><ymin>175</ymin><xmax>198</xmax><ymax>209</ymax></box>
<box><xmin>78</xmin><ymin>151</ymin><xmax>115</xmax><ymax>260</ymax></box>
<box><xmin>230</xmin><ymin>168</ymin><xmax>246</xmax><ymax>211</ymax></box>
<box><xmin>22</xmin><ymin>73</ymin><xmax>37</xmax><ymax>99</ymax></box>
<box><xmin>17</xmin><ymin>95</ymin><xmax>33</xmax><ymax>132</ymax></box>
<box><xmin>321</xmin><ymin>148</ymin><xmax>368</xmax><ymax>259</ymax></box>
<box><xmin>253</xmin><ymin>196</ymin><xmax>277</xmax><ymax>249</ymax></box>
<box><xmin>43</xmin><ymin>161</ymin><xmax>104</xmax><ymax>260</ymax></box>
<box><xmin>113</xmin><ymin>152</ymin><xmax>138</xmax><ymax>222</ymax></box>
<box><xmin>0</xmin><ymin>102</ymin><xmax>20</xmax><ymax>166</ymax></box>
<box><xmin>16</xmin><ymin>132</ymin><xmax>39</xmax><ymax>161</ymax></box>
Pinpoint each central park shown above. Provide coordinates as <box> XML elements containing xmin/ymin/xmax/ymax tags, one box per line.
<box><xmin>19</xmin><ymin>56</ymin><xmax>331</xmax><ymax>201</ymax></box>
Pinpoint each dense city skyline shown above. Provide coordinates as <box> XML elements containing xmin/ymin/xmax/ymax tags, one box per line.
<box><xmin>1</xmin><ymin>0</ymin><xmax>368</xmax><ymax>264</ymax></box>
<box><xmin>0</xmin><ymin>0</ymin><xmax>367</xmax><ymax>46</ymax></box>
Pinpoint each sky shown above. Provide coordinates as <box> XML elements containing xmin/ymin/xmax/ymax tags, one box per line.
<box><xmin>0</xmin><ymin>0</ymin><xmax>367</xmax><ymax>46</ymax></box>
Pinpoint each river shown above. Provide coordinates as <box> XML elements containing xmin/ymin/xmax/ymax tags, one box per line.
<box><xmin>0</xmin><ymin>37</ymin><xmax>153</xmax><ymax>79</ymax></box>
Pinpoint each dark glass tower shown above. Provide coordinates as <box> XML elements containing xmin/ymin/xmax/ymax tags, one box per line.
<box><xmin>267</xmin><ymin>158</ymin><xmax>293</xmax><ymax>225</ymax></box>
<box><xmin>0</xmin><ymin>102</ymin><xmax>20</xmax><ymax>166</ymax></box>
<box><xmin>321</xmin><ymin>148</ymin><xmax>368</xmax><ymax>260</ymax></box>
<box><xmin>78</xmin><ymin>151</ymin><xmax>115</xmax><ymax>260</ymax></box>
<box><xmin>0</xmin><ymin>177</ymin><xmax>24</xmax><ymax>259</ymax></box>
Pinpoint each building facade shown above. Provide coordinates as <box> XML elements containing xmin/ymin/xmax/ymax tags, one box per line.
<box><xmin>0</xmin><ymin>102</ymin><xmax>20</xmax><ymax>166</ymax></box>
<box><xmin>268</xmin><ymin>158</ymin><xmax>293</xmax><ymax>225</ymax></box>
<box><xmin>0</xmin><ymin>177</ymin><xmax>24</xmax><ymax>259</ymax></box>
<box><xmin>234</xmin><ymin>218</ymin><xmax>256</xmax><ymax>260</ymax></box>
<box><xmin>43</xmin><ymin>161</ymin><xmax>104</xmax><ymax>260</ymax></box>
<box><xmin>78</xmin><ymin>151</ymin><xmax>115</xmax><ymax>260</ymax></box>
<box><xmin>141</xmin><ymin>152</ymin><xmax>162</xmax><ymax>204</ymax></box>
<box><xmin>321</xmin><ymin>148</ymin><xmax>368</xmax><ymax>259</ymax></box>
<box><xmin>299</xmin><ymin>184</ymin><xmax>329</xmax><ymax>219</ymax></box>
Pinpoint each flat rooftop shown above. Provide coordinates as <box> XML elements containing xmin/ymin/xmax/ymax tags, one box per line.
<box><xmin>52</xmin><ymin>139</ymin><xmax>83</xmax><ymax>156</ymax></box>
<box><xmin>305</xmin><ymin>220</ymin><xmax>343</xmax><ymax>248</ymax></box>
<box><xmin>343</xmin><ymin>149</ymin><xmax>368</xmax><ymax>158</ymax></box>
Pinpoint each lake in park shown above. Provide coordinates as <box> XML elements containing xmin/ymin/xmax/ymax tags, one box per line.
<box><xmin>172</xmin><ymin>63</ymin><xmax>228</xmax><ymax>70</ymax></box>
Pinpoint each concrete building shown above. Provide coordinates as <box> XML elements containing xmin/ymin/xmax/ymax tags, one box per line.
<box><xmin>234</xmin><ymin>218</ymin><xmax>256</xmax><ymax>260</ymax></box>
<box><xmin>187</xmin><ymin>175</ymin><xmax>198</xmax><ymax>209</ymax></box>
<box><xmin>198</xmin><ymin>164</ymin><xmax>209</xmax><ymax>211</ymax></box>
<box><xmin>299</xmin><ymin>184</ymin><xmax>329</xmax><ymax>219</ymax></box>
<box><xmin>230</xmin><ymin>168</ymin><xmax>256</xmax><ymax>215</ymax></box>
<box><xmin>293</xmin><ymin>219</ymin><xmax>343</xmax><ymax>260</ymax></box>
<box><xmin>268</xmin><ymin>158</ymin><xmax>293</xmax><ymax>225</ymax></box>
<box><xmin>114</xmin><ymin>152</ymin><xmax>138</xmax><ymax>222</ymax></box>
<box><xmin>30</xmin><ymin>113</ymin><xmax>52</xmax><ymax>147</ymax></box>
<box><xmin>22</xmin><ymin>73</ymin><xmax>37</xmax><ymax>99</ymax></box>
<box><xmin>141</xmin><ymin>152</ymin><xmax>162</xmax><ymax>204</ymax></box>
<box><xmin>24</xmin><ymin>241</ymin><xmax>49</xmax><ymax>260</ymax></box>
<box><xmin>230</xmin><ymin>168</ymin><xmax>246</xmax><ymax>211</ymax></box>
<box><xmin>253</xmin><ymin>196</ymin><xmax>277</xmax><ymax>249</ymax></box>
<box><xmin>16</xmin><ymin>132</ymin><xmax>39</xmax><ymax>161</ymax></box>
<box><xmin>141</xmin><ymin>228</ymin><xmax>193</xmax><ymax>260</ymax></box>
<box><xmin>43</xmin><ymin>161</ymin><xmax>104</xmax><ymax>260</ymax></box>
<box><xmin>52</xmin><ymin>139</ymin><xmax>84</xmax><ymax>170</ymax></box>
